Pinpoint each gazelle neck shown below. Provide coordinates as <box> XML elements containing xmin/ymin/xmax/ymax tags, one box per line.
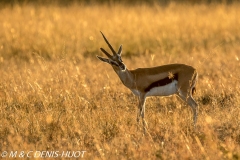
<box><xmin>112</xmin><ymin>66</ymin><xmax>135</xmax><ymax>89</ymax></box>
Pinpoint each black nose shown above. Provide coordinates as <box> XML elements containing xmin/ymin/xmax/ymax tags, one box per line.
<box><xmin>120</xmin><ymin>64</ymin><xmax>126</xmax><ymax>70</ymax></box>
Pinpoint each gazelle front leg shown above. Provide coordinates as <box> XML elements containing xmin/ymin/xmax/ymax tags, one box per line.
<box><xmin>137</xmin><ymin>94</ymin><xmax>147</xmax><ymax>133</ymax></box>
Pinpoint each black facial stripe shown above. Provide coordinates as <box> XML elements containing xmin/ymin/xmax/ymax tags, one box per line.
<box><xmin>110</xmin><ymin>61</ymin><xmax>119</xmax><ymax>66</ymax></box>
<box><xmin>144</xmin><ymin>73</ymin><xmax>178</xmax><ymax>92</ymax></box>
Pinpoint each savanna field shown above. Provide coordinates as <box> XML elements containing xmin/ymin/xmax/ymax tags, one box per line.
<box><xmin>0</xmin><ymin>2</ymin><xmax>240</xmax><ymax>159</ymax></box>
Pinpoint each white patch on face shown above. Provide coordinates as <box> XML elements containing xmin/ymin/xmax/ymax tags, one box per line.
<box><xmin>146</xmin><ymin>80</ymin><xmax>178</xmax><ymax>97</ymax></box>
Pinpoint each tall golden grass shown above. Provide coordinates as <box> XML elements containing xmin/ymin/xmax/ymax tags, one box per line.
<box><xmin>0</xmin><ymin>3</ymin><xmax>240</xmax><ymax>159</ymax></box>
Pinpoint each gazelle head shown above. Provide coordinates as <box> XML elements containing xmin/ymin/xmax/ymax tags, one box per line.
<box><xmin>97</xmin><ymin>31</ymin><xmax>126</xmax><ymax>71</ymax></box>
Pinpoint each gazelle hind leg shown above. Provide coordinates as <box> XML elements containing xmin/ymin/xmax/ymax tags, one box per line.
<box><xmin>177</xmin><ymin>91</ymin><xmax>198</xmax><ymax>126</ymax></box>
<box><xmin>187</xmin><ymin>96</ymin><xmax>198</xmax><ymax>125</ymax></box>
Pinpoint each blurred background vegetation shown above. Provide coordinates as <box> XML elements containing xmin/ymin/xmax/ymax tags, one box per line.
<box><xmin>0</xmin><ymin>0</ymin><xmax>240</xmax><ymax>159</ymax></box>
<box><xmin>0</xmin><ymin>0</ymin><xmax>238</xmax><ymax>6</ymax></box>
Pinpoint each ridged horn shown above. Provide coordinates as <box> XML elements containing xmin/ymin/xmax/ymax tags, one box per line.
<box><xmin>100</xmin><ymin>31</ymin><xmax>117</xmax><ymax>55</ymax></box>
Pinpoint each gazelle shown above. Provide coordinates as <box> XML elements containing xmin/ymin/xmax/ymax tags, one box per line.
<box><xmin>97</xmin><ymin>32</ymin><xmax>198</xmax><ymax>133</ymax></box>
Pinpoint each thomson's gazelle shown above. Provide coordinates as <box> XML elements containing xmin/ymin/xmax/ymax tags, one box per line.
<box><xmin>97</xmin><ymin>32</ymin><xmax>198</xmax><ymax>132</ymax></box>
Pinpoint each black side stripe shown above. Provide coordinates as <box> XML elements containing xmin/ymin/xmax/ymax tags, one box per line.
<box><xmin>144</xmin><ymin>73</ymin><xmax>178</xmax><ymax>92</ymax></box>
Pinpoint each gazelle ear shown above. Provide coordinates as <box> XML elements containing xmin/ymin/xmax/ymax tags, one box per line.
<box><xmin>117</xmin><ymin>45</ymin><xmax>122</xmax><ymax>56</ymax></box>
<box><xmin>96</xmin><ymin>55</ymin><xmax>110</xmax><ymax>63</ymax></box>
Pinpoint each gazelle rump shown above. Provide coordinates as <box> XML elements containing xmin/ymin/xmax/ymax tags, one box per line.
<box><xmin>97</xmin><ymin>31</ymin><xmax>198</xmax><ymax>133</ymax></box>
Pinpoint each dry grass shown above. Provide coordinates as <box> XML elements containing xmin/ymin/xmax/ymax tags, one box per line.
<box><xmin>0</xmin><ymin>3</ymin><xmax>240</xmax><ymax>159</ymax></box>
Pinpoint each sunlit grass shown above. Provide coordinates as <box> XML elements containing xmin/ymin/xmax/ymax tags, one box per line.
<box><xmin>0</xmin><ymin>3</ymin><xmax>240</xmax><ymax>159</ymax></box>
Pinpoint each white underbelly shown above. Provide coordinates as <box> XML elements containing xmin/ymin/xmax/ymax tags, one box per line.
<box><xmin>146</xmin><ymin>80</ymin><xmax>178</xmax><ymax>97</ymax></box>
